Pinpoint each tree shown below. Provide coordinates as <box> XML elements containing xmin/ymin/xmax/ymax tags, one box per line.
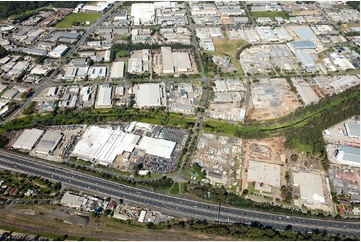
<box><xmin>0</xmin><ymin>44</ymin><xmax>7</xmax><ymax>58</ymax></box>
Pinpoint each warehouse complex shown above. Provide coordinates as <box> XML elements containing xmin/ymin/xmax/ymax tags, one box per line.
<box><xmin>134</xmin><ymin>83</ymin><xmax>164</xmax><ymax>107</ymax></box>
<box><xmin>12</xmin><ymin>128</ymin><xmax>44</xmax><ymax>150</ymax></box>
<box><xmin>294</xmin><ymin>172</ymin><xmax>325</xmax><ymax>205</ymax></box>
<box><xmin>34</xmin><ymin>130</ymin><xmax>63</xmax><ymax>155</ymax></box>
<box><xmin>247</xmin><ymin>160</ymin><xmax>281</xmax><ymax>187</ymax></box>
<box><xmin>161</xmin><ymin>47</ymin><xmax>192</xmax><ymax>74</ymax></box>
<box><xmin>95</xmin><ymin>84</ymin><xmax>112</xmax><ymax>108</ymax></box>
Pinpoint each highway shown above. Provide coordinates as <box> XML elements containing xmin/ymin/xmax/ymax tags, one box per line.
<box><xmin>0</xmin><ymin>150</ymin><xmax>359</xmax><ymax>238</ymax></box>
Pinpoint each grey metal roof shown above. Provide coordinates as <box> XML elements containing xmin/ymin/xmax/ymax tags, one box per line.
<box><xmin>345</xmin><ymin>123</ymin><xmax>360</xmax><ymax>137</ymax></box>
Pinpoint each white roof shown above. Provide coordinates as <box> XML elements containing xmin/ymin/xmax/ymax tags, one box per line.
<box><xmin>294</xmin><ymin>172</ymin><xmax>325</xmax><ymax>204</ymax></box>
<box><xmin>88</xmin><ymin>66</ymin><xmax>107</xmax><ymax>79</ymax></box>
<box><xmin>131</xmin><ymin>3</ymin><xmax>155</xmax><ymax>25</ymax></box>
<box><xmin>110</xmin><ymin>61</ymin><xmax>125</xmax><ymax>79</ymax></box>
<box><xmin>136</xmin><ymin>83</ymin><xmax>162</xmax><ymax>107</ymax></box>
<box><xmin>128</xmin><ymin>57</ymin><xmax>142</xmax><ymax>73</ymax></box>
<box><xmin>72</xmin><ymin>126</ymin><xmax>140</xmax><ymax>165</ymax></box>
<box><xmin>12</xmin><ymin>128</ymin><xmax>44</xmax><ymax>150</ymax></box>
<box><xmin>161</xmin><ymin>46</ymin><xmax>174</xmax><ymax>74</ymax></box>
<box><xmin>96</xmin><ymin>84</ymin><xmax>112</xmax><ymax>108</ymax></box>
<box><xmin>35</xmin><ymin>131</ymin><xmax>63</xmax><ymax>154</ymax></box>
<box><xmin>137</xmin><ymin>136</ymin><xmax>176</xmax><ymax>159</ymax></box>
<box><xmin>172</xmin><ymin>52</ymin><xmax>191</xmax><ymax>72</ymax></box>
<box><xmin>61</xmin><ymin>192</ymin><xmax>88</xmax><ymax>208</ymax></box>
<box><xmin>247</xmin><ymin>160</ymin><xmax>281</xmax><ymax>187</ymax></box>
<box><xmin>48</xmin><ymin>45</ymin><xmax>68</xmax><ymax>58</ymax></box>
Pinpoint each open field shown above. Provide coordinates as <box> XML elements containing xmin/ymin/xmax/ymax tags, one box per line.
<box><xmin>55</xmin><ymin>13</ymin><xmax>101</xmax><ymax>28</ymax></box>
<box><xmin>213</xmin><ymin>38</ymin><xmax>248</xmax><ymax>75</ymax></box>
<box><xmin>0</xmin><ymin>204</ymin><xmax>232</xmax><ymax>241</ymax></box>
<box><xmin>251</xmin><ymin>11</ymin><xmax>289</xmax><ymax>19</ymax></box>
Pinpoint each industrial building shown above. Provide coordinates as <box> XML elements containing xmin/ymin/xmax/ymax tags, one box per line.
<box><xmin>95</xmin><ymin>84</ymin><xmax>112</xmax><ymax>108</ymax></box>
<box><xmin>137</xmin><ymin>136</ymin><xmax>176</xmax><ymax>159</ymax></box>
<box><xmin>12</xmin><ymin>128</ymin><xmax>44</xmax><ymax>150</ymax></box>
<box><xmin>161</xmin><ymin>47</ymin><xmax>174</xmax><ymax>74</ymax></box>
<box><xmin>48</xmin><ymin>45</ymin><xmax>69</xmax><ymax>58</ymax></box>
<box><xmin>131</xmin><ymin>3</ymin><xmax>155</xmax><ymax>25</ymax></box>
<box><xmin>34</xmin><ymin>130</ymin><xmax>63</xmax><ymax>155</ymax></box>
<box><xmin>161</xmin><ymin>47</ymin><xmax>192</xmax><ymax>74</ymax></box>
<box><xmin>88</xmin><ymin>66</ymin><xmax>107</xmax><ymax>79</ymax></box>
<box><xmin>247</xmin><ymin>160</ymin><xmax>281</xmax><ymax>187</ymax></box>
<box><xmin>293</xmin><ymin>27</ymin><xmax>318</xmax><ymax>42</ymax></box>
<box><xmin>296</xmin><ymin>51</ymin><xmax>316</xmax><ymax>71</ymax></box>
<box><xmin>60</xmin><ymin>192</ymin><xmax>88</xmax><ymax>209</ymax></box>
<box><xmin>335</xmin><ymin>145</ymin><xmax>360</xmax><ymax>167</ymax></box>
<box><xmin>110</xmin><ymin>61</ymin><xmax>125</xmax><ymax>79</ymax></box>
<box><xmin>135</xmin><ymin>83</ymin><xmax>163</xmax><ymax>108</ymax></box>
<box><xmin>72</xmin><ymin>126</ymin><xmax>140</xmax><ymax>166</ymax></box>
<box><xmin>345</xmin><ymin>123</ymin><xmax>360</xmax><ymax>138</ymax></box>
<box><xmin>128</xmin><ymin>57</ymin><xmax>143</xmax><ymax>73</ymax></box>
<box><xmin>294</xmin><ymin>172</ymin><xmax>325</xmax><ymax>205</ymax></box>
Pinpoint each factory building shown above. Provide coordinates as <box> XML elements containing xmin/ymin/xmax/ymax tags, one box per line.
<box><xmin>294</xmin><ymin>172</ymin><xmax>325</xmax><ymax>205</ymax></box>
<box><xmin>137</xmin><ymin>136</ymin><xmax>176</xmax><ymax>159</ymax></box>
<box><xmin>60</xmin><ymin>192</ymin><xmax>88</xmax><ymax>209</ymax></box>
<box><xmin>131</xmin><ymin>3</ymin><xmax>155</xmax><ymax>25</ymax></box>
<box><xmin>293</xmin><ymin>27</ymin><xmax>318</xmax><ymax>42</ymax></box>
<box><xmin>72</xmin><ymin>126</ymin><xmax>140</xmax><ymax>166</ymax></box>
<box><xmin>128</xmin><ymin>57</ymin><xmax>143</xmax><ymax>73</ymax></box>
<box><xmin>161</xmin><ymin>47</ymin><xmax>192</xmax><ymax>74</ymax></box>
<box><xmin>135</xmin><ymin>83</ymin><xmax>163</xmax><ymax>108</ymax></box>
<box><xmin>34</xmin><ymin>130</ymin><xmax>63</xmax><ymax>155</ymax></box>
<box><xmin>95</xmin><ymin>84</ymin><xmax>112</xmax><ymax>108</ymax></box>
<box><xmin>12</xmin><ymin>128</ymin><xmax>44</xmax><ymax>150</ymax></box>
<box><xmin>110</xmin><ymin>61</ymin><xmax>125</xmax><ymax>79</ymax></box>
<box><xmin>247</xmin><ymin>160</ymin><xmax>281</xmax><ymax>187</ymax></box>
<box><xmin>335</xmin><ymin>145</ymin><xmax>360</xmax><ymax>167</ymax></box>
<box><xmin>345</xmin><ymin>123</ymin><xmax>360</xmax><ymax>138</ymax></box>
<box><xmin>88</xmin><ymin>66</ymin><xmax>107</xmax><ymax>79</ymax></box>
<box><xmin>296</xmin><ymin>51</ymin><xmax>316</xmax><ymax>71</ymax></box>
<box><xmin>48</xmin><ymin>45</ymin><xmax>69</xmax><ymax>58</ymax></box>
<box><xmin>161</xmin><ymin>47</ymin><xmax>174</xmax><ymax>74</ymax></box>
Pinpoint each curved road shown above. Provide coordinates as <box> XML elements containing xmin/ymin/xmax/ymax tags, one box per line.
<box><xmin>0</xmin><ymin>151</ymin><xmax>359</xmax><ymax>238</ymax></box>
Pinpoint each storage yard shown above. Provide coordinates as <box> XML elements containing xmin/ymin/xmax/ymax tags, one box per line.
<box><xmin>248</xmin><ymin>78</ymin><xmax>302</xmax><ymax>120</ymax></box>
<box><xmin>192</xmin><ymin>133</ymin><xmax>242</xmax><ymax>191</ymax></box>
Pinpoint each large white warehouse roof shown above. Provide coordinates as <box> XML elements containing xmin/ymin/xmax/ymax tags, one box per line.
<box><xmin>247</xmin><ymin>160</ymin><xmax>281</xmax><ymax>187</ymax></box>
<box><xmin>12</xmin><ymin>128</ymin><xmax>44</xmax><ymax>150</ymax></box>
<box><xmin>136</xmin><ymin>83</ymin><xmax>162</xmax><ymax>107</ymax></box>
<box><xmin>137</xmin><ymin>136</ymin><xmax>176</xmax><ymax>159</ymax></box>
<box><xmin>294</xmin><ymin>172</ymin><xmax>325</xmax><ymax>205</ymax></box>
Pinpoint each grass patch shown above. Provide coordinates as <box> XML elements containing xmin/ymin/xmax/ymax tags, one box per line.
<box><xmin>248</xmin><ymin>182</ymin><xmax>255</xmax><ymax>194</ymax></box>
<box><xmin>212</xmin><ymin>38</ymin><xmax>248</xmax><ymax>75</ymax></box>
<box><xmin>289</xmin><ymin>140</ymin><xmax>313</xmax><ymax>153</ymax></box>
<box><xmin>55</xmin><ymin>13</ymin><xmax>101</xmax><ymax>28</ymax></box>
<box><xmin>251</xmin><ymin>11</ymin><xmax>289</xmax><ymax>19</ymax></box>
<box><xmin>169</xmin><ymin>183</ymin><xmax>180</xmax><ymax>195</ymax></box>
<box><xmin>116</xmin><ymin>50</ymin><xmax>129</xmax><ymax>58</ymax></box>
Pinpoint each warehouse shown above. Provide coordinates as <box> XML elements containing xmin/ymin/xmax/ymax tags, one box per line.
<box><xmin>345</xmin><ymin>123</ymin><xmax>360</xmax><ymax>138</ymax></box>
<box><xmin>88</xmin><ymin>66</ymin><xmax>107</xmax><ymax>79</ymax></box>
<box><xmin>289</xmin><ymin>41</ymin><xmax>316</xmax><ymax>50</ymax></box>
<box><xmin>95</xmin><ymin>84</ymin><xmax>112</xmax><ymax>108</ymax></box>
<box><xmin>336</xmin><ymin>145</ymin><xmax>360</xmax><ymax>167</ymax></box>
<box><xmin>135</xmin><ymin>83</ymin><xmax>163</xmax><ymax>107</ymax></box>
<box><xmin>137</xmin><ymin>136</ymin><xmax>176</xmax><ymax>159</ymax></box>
<box><xmin>329</xmin><ymin>75</ymin><xmax>359</xmax><ymax>90</ymax></box>
<box><xmin>161</xmin><ymin>47</ymin><xmax>174</xmax><ymax>74</ymax></box>
<box><xmin>171</xmin><ymin>103</ymin><xmax>193</xmax><ymax>113</ymax></box>
<box><xmin>294</xmin><ymin>172</ymin><xmax>325</xmax><ymax>205</ymax></box>
<box><xmin>247</xmin><ymin>160</ymin><xmax>280</xmax><ymax>187</ymax></box>
<box><xmin>110</xmin><ymin>61</ymin><xmax>125</xmax><ymax>79</ymax></box>
<box><xmin>291</xmin><ymin>78</ymin><xmax>319</xmax><ymax>105</ymax></box>
<box><xmin>60</xmin><ymin>192</ymin><xmax>88</xmax><ymax>209</ymax></box>
<box><xmin>48</xmin><ymin>45</ymin><xmax>69</xmax><ymax>58</ymax></box>
<box><xmin>128</xmin><ymin>57</ymin><xmax>143</xmax><ymax>73</ymax></box>
<box><xmin>131</xmin><ymin>3</ymin><xmax>155</xmax><ymax>25</ymax></box>
<box><xmin>72</xmin><ymin>126</ymin><xmax>140</xmax><ymax>166</ymax></box>
<box><xmin>172</xmin><ymin>52</ymin><xmax>191</xmax><ymax>73</ymax></box>
<box><xmin>293</xmin><ymin>27</ymin><xmax>317</xmax><ymax>42</ymax></box>
<box><xmin>34</xmin><ymin>130</ymin><xmax>63</xmax><ymax>155</ymax></box>
<box><xmin>296</xmin><ymin>51</ymin><xmax>316</xmax><ymax>71</ymax></box>
<box><xmin>12</xmin><ymin>128</ymin><xmax>44</xmax><ymax>150</ymax></box>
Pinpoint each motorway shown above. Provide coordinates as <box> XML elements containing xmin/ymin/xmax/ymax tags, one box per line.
<box><xmin>0</xmin><ymin>150</ymin><xmax>359</xmax><ymax>238</ymax></box>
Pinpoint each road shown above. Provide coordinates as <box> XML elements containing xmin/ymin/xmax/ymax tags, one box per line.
<box><xmin>1</xmin><ymin>2</ymin><xmax>119</xmax><ymax>125</ymax></box>
<box><xmin>0</xmin><ymin>150</ymin><xmax>359</xmax><ymax>238</ymax></box>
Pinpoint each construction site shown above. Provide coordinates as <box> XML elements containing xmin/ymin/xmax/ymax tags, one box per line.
<box><xmin>248</xmin><ymin>78</ymin><xmax>302</xmax><ymax>120</ymax></box>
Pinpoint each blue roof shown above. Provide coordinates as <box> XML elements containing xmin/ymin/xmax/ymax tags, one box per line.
<box><xmin>290</xmin><ymin>41</ymin><xmax>316</xmax><ymax>49</ymax></box>
<box><xmin>294</xmin><ymin>27</ymin><xmax>317</xmax><ymax>41</ymax></box>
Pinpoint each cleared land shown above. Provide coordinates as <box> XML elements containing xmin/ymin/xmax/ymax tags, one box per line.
<box><xmin>0</xmin><ymin>204</ymin><xmax>232</xmax><ymax>241</ymax></box>
<box><xmin>55</xmin><ymin>13</ymin><xmax>101</xmax><ymax>28</ymax></box>
<box><xmin>251</xmin><ymin>11</ymin><xmax>289</xmax><ymax>19</ymax></box>
<box><xmin>213</xmin><ymin>38</ymin><xmax>248</xmax><ymax>75</ymax></box>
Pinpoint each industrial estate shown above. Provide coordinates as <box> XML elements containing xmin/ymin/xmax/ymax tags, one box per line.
<box><xmin>0</xmin><ymin>0</ymin><xmax>359</xmax><ymax>241</ymax></box>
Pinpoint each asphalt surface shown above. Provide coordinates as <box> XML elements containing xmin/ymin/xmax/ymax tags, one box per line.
<box><xmin>0</xmin><ymin>150</ymin><xmax>359</xmax><ymax>238</ymax></box>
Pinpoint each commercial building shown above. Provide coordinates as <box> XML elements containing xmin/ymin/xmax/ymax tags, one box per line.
<box><xmin>88</xmin><ymin>66</ymin><xmax>107</xmax><ymax>79</ymax></box>
<box><xmin>131</xmin><ymin>3</ymin><xmax>155</xmax><ymax>25</ymax></box>
<box><xmin>110</xmin><ymin>61</ymin><xmax>125</xmax><ymax>79</ymax></box>
<box><xmin>161</xmin><ymin>47</ymin><xmax>174</xmax><ymax>74</ymax></box>
<box><xmin>48</xmin><ymin>45</ymin><xmax>69</xmax><ymax>58</ymax></box>
<box><xmin>34</xmin><ymin>130</ymin><xmax>63</xmax><ymax>155</ymax></box>
<box><xmin>137</xmin><ymin>136</ymin><xmax>176</xmax><ymax>159</ymax></box>
<box><xmin>296</xmin><ymin>51</ymin><xmax>316</xmax><ymax>71</ymax></box>
<box><xmin>12</xmin><ymin>128</ymin><xmax>44</xmax><ymax>150</ymax></box>
<box><xmin>135</xmin><ymin>83</ymin><xmax>163</xmax><ymax>107</ymax></box>
<box><xmin>294</xmin><ymin>172</ymin><xmax>325</xmax><ymax>205</ymax></box>
<box><xmin>172</xmin><ymin>52</ymin><xmax>191</xmax><ymax>73</ymax></box>
<box><xmin>128</xmin><ymin>57</ymin><xmax>143</xmax><ymax>73</ymax></box>
<box><xmin>72</xmin><ymin>126</ymin><xmax>140</xmax><ymax>166</ymax></box>
<box><xmin>95</xmin><ymin>84</ymin><xmax>112</xmax><ymax>108</ymax></box>
<box><xmin>60</xmin><ymin>192</ymin><xmax>88</xmax><ymax>209</ymax></box>
<box><xmin>345</xmin><ymin>123</ymin><xmax>360</xmax><ymax>138</ymax></box>
<box><xmin>247</xmin><ymin>160</ymin><xmax>281</xmax><ymax>187</ymax></box>
<box><xmin>289</xmin><ymin>41</ymin><xmax>316</xmax><ymax>50</ymax></box>
<box><xmin>293</xmin><ymin>27</ymin><xmax>317</xmax><ymax>42</ymax></box>
<box><xmin>336</xmin><ymin>145</ymin><xmax>360</xmax><ymax>167</ymax></box>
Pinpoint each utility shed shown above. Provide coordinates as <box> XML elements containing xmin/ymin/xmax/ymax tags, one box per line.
<box><xmin>136</xmin><ymin>83</ymin><xmax>162</xmax><ymax>107</ymax></box>
<box><xmin>345</xmin><ymin>123</ymin><xmax>360</xmax><ymax>138</ymax></box>
<box><xmin>34</xmin><ymin>130</ymin><xmax>63</xmax><ymax>155</ymax></box>
<box><xmin>161</xmin><ymin>47</ymin><xmax>174</xmax><ymax>74</ymax></box>
<box><xmin>137</xmin><ymin>136</ymin><xmax>176</xmax><ymax>159</ymax></box>
<box><xmin>294</xmin><ymin>172</ymin><xmax>325</xmax><ymax>205</ymax></box>
<box><xmin>12</xmin><ymin>128</ymin><xmax>44</xmax><ymax>150</ymax></box>
<box><xmin>110</xmin><ymin>61</ymin><xmax>125</xmax><ymax>79</ymax></box>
